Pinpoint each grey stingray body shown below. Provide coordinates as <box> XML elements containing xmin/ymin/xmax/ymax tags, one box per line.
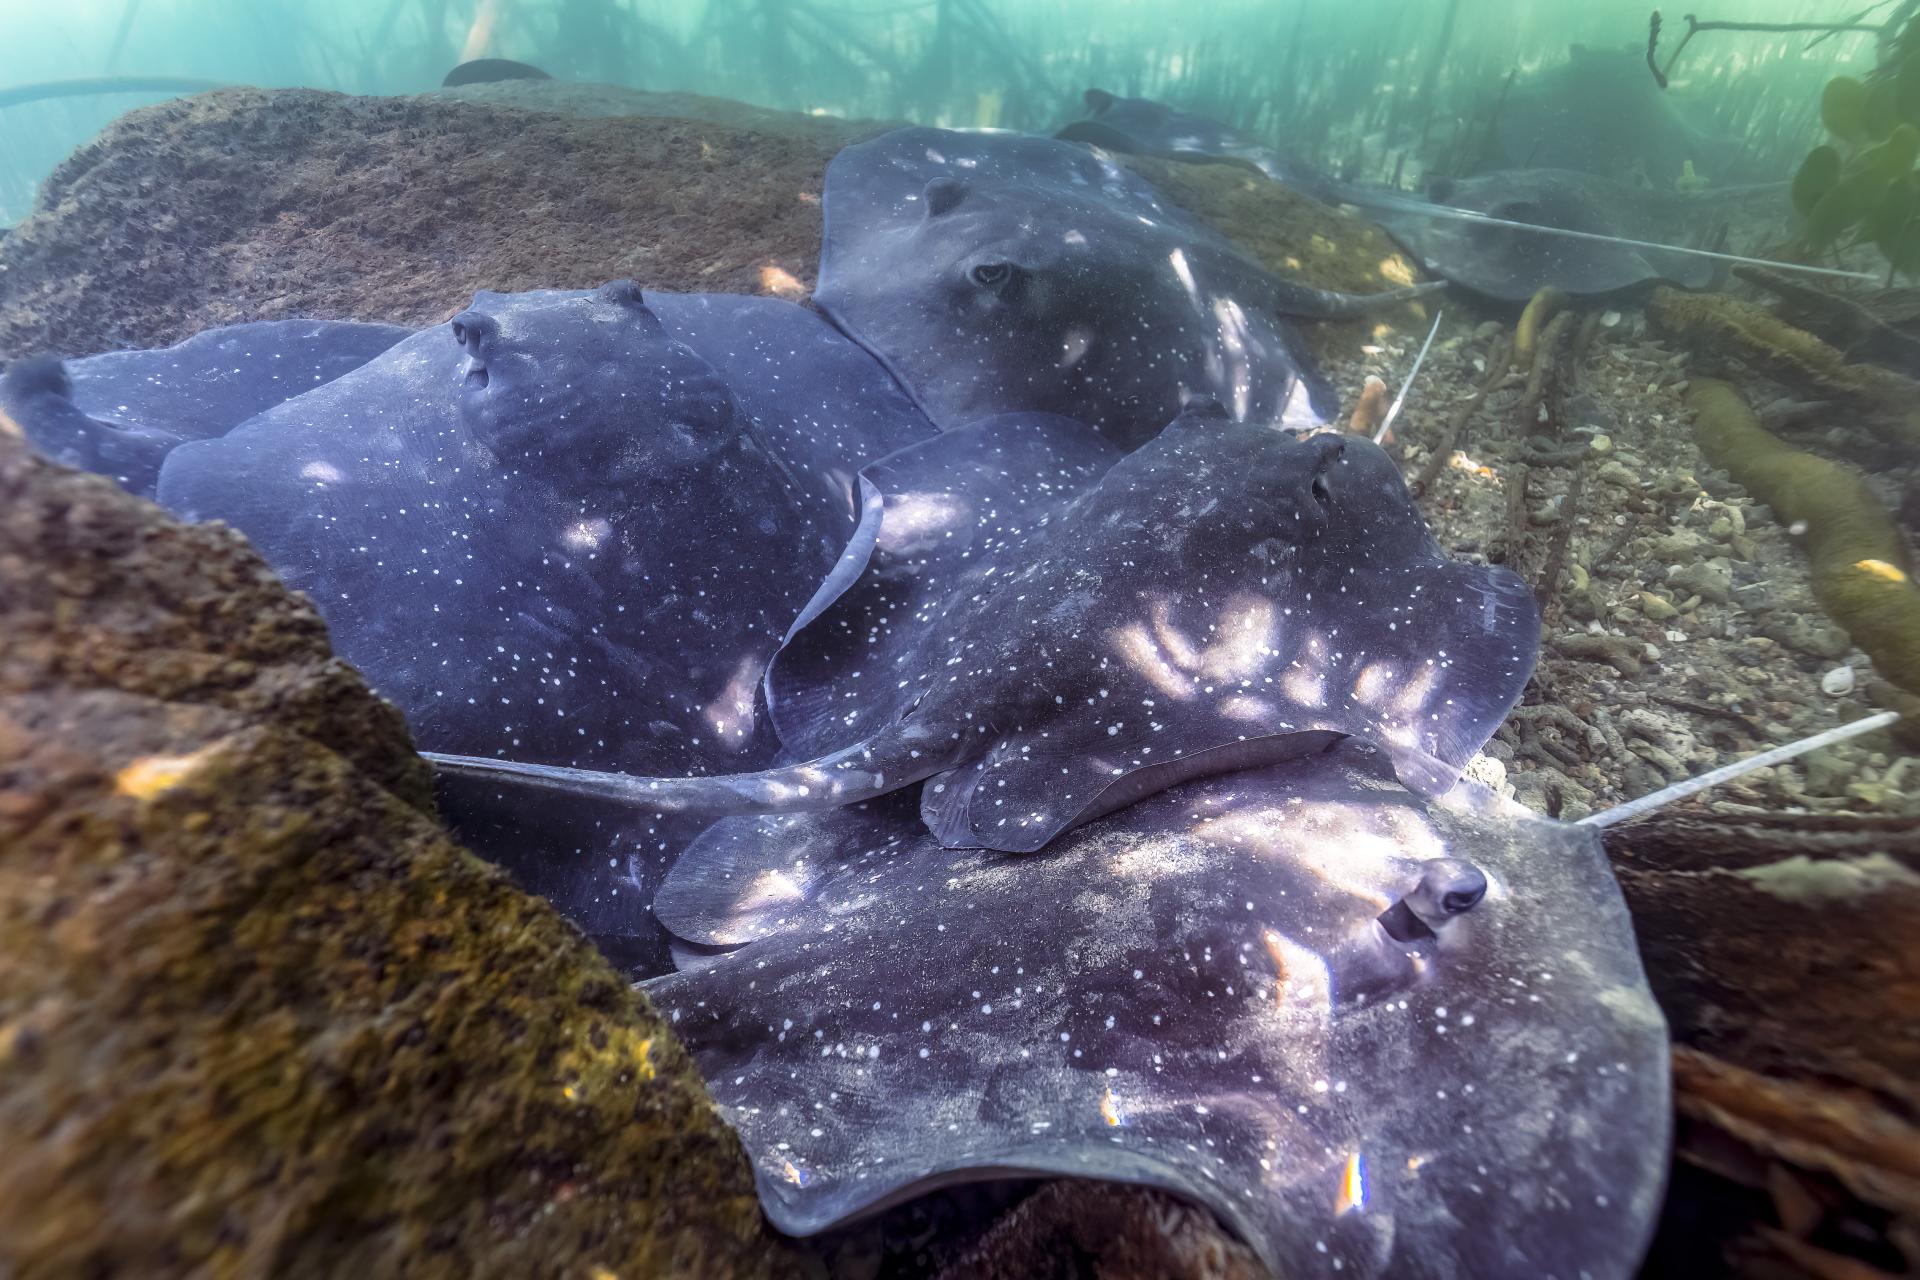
<box><xmin>0</xmin><ymin>318</ymin><xmax>408</xmax><ymax>496</ymax></box>
<box><xmin>429</xmin><ymin>407</ymin><xmax>1541</xmax><ymax>854</ymax></box>
<box><xmin>1355</xmin><ymin>169</ymin><xmax>1720</xmax><ymax>303</ymax></box>
<box><xmin>812</xmin><ymin>125</ymin><xmax>1436</xmax><ymax>450</ymax></box>
<box><xmin>142</xmin><ymin>283</ymin><xmax>933</xmax><ymax>970</ymax></box>
<box><xmin>644</xmin><ymin>741</ymin><xmax>1672</xmax><ymax>1279</ymax></box>
<box><xmin>1494</xmin><ymin>44</ymin><xmax>1745</xmax><ymax>188</ymax></box>
<box><xmin>1055</xmin><ymin>88</ymin><xmax>1341</xmax><ymax>202</ymax></box>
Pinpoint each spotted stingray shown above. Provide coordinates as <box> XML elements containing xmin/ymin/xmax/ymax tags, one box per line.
<box><xmin>0</xmin><ymin>317</ymin><xmax>408</xmax><ymax>497</ymax></box>
<box><xmin>428</xmin><ymin>405</ymin><xmax>1541</xmax><ymax>854</ymax></box>
<box><xmin>811</xmin><ymin>125</ymin><xmax>1437</xmax><ymax>449</ymax></box>
<box><xmin>645</xmin><ymin>740</ymin><xmax>1671</xmax><ymax>1279</ymax></box>
<box><xmin>20</xmin><ymin>281</ymin><xmax>935</xmax><ymax>970</ymax></box>
<box><xmin>1350</xmin><ymin>169</ymin><xmax>1721</xmax><ymax>303</ymax></box>
<box><xmin>1054</xmin><ymin>88</ymin><xmax>1341</xmax><ymax>202</ymax></box>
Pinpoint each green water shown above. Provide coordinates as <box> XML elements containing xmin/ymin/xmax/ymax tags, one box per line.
<box><xmin>0</xmin><ymin>0</ymin><xmax>1894</xmax><ymax>224</ymax></box>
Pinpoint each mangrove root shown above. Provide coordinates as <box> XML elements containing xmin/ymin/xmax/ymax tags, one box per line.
<box><xmin>1686</xmin><ymin>378</ymin><xmax>1920</xmax><ymax>706</ymax></box>
<box><xmin>1650</xmin><ymin>287</ymin><xmax>1920</xmax><ymax>451</ymax></box>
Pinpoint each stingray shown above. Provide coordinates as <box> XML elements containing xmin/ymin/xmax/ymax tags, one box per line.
<box><xmin>442</xmin><ymin>58</ymin><xmax>552</xmax><ymax>87</ymax></box>
<box><xmin>1055</xmin><ymin>88</ymin><xmax>1341</xmax><ymax>202</ymax></box>
<box><xmin>643</xmin><ymin>739</ymin><xmax>1670</xmax><ymax>1278</ymax></box>
<box><xmin>428</xmin><ymin>404</ymin><xmax>1541</xmax><ymax>854</ymax></box>
<box><xmin>139</xmin><ymin>282</ymin><xmax>932</xmax><ymax>969</ymax></box>
<box><xmin>1349</xmin><ymin>169</ymin><xmax>1721</xmax><ymax>303</ymax></box>
<box><xmin>1491</xmin><ymin>44</ymin><xmax>1745</xmax><ymax>187</ymax></box>
<box><xmin>0</xmin><ymin>318</ymin><xmax>408</xmax><ymax>496</ymax></box>
<box><xmin>811</xmin><ymin>125</ymin><xmax>1437</xmax><ymax>450</ymax></box>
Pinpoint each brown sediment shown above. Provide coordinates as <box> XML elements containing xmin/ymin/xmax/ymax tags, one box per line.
<box><xmin>1651</xmin><ymin>287</ymin><xmax>1920</xmax><ymax>451</ymax></box>
<box><xmin>1686</xmin><ymin>378</ymin><xmax>1920</xmax><ymax>706</ymax></box>
<box><xmin>0</xmin><ymin>433</ymin><xmax>792</xmax><ymax>1278</ymax></box>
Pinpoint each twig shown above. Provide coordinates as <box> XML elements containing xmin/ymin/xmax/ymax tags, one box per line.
<box><xmin>1498</xmin><ymin>460</ymin><xmax>1532</xmax><ymax>569</ymax></box>
<box><xmin>1535</xmin><ymin>467</ymin><xmax>1586</xmax><ymax>615</ymax></box>
<box><xmin>1516</xmin><ymin>310</ymin><xmax>1577</xmax><ymax>437</ymax></box>
<box><xmin>1647</xmin><ymin>694</ymin><xmax>1763</xmax><ymax>737</ymax></box>
<box><xmin>1648</xmin><ymin>10</ymin><xmax>1882</xmax><ymax>89</ymax></box>
<box><xmin>1411</xmin><ymin>335</ymin><xmax>1512</xmax><ymax>497</ymax></box>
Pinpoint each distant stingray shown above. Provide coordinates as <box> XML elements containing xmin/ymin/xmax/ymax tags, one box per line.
<box><xmin>0</xmin><ymin>319</ymin><xmax>408</xmax><ymax>496</ymax></box>
<box><xmin>812</xmin><ymin>126</ymin><xmax>1437</xmax><ymax>449</ymax></box>
<box><xmin>427</xmin><ymin>405</ymin><xmax>1541</xmax><ymax>854</ymax></box>
<box><xmin>645</xmin><ymin>741</ymin><xmax>1670</xmax><ymax>1279</ymax></box>
<box><xmin>1350</xmin><ymin>169</ymin><xmax>1720</xmax><ymax>303</ymax></box>
<box><xmin>442</xmin><ymin>58</ymin><xmax>552</xmax><ymax>87</ymax></box>
<box><xmin>1491</xmin><ymin>44</ymin><xmax>1743</xmax><ymax>187</ymax></box>
<box><xmin>1055</xmin><ymin>88</ymin><xmax>1340</xmax><ymax>202</ymax></box>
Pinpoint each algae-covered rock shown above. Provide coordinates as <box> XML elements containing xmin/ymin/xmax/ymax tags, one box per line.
<box><xmin>1121</xmin><ymin>154</ymin><xmax>1433</xmax><ymax>362</ymax></box>
<box><xmin>0</xmin><ymin>85</ymin><xmax>855</xmax><ymax>357</ymax></box>
<box><xmin>0</xmin><ymin>430</ymin><xmax>793</xmax><ymax>1278</ymax></box>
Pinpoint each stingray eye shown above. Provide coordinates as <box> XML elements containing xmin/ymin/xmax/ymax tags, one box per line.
<box><xmin>970</xmin><ymin>261</ymin><xmax>1016</xmax><ymax>290</ymax></box>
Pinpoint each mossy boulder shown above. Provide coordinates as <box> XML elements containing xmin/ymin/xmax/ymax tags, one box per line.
<box><xmin>0</xmin><ymin>426</ymin><xmax>795</xmax><ymax>1278</ymax></box>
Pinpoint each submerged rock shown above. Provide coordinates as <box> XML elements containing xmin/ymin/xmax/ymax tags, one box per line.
<box><xmin>0</xmin><ymin>431</ymin><xmax>791</xmax><ymax>1277</ymax></box>
<box><xmin>0</xmin><ymin>85</ymin><xmax>864</xmax><ymax>358</ymax></box>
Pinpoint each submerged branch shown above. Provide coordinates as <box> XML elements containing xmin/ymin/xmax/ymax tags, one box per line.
<box><xmin>1647</xmin><ymin>10</ymin><xmax>1882</xmax><ymax>89</ymax></box>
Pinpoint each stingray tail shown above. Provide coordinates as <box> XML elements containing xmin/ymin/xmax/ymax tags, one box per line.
<box><xmin>1267</xmin><ymin>277</ymin><xmax>1446</xmax><ymax>321</ymax></box>
<box><xmin>423</xmin><ymin>742</ymin><xmax>900</xmax><ymax>818</ymax></box>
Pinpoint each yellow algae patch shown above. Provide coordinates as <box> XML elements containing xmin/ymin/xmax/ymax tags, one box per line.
<box><xmin>1856</xmin><ymin>559</ymin><xmax>1909</xmax><ymax>584</ymax></box>
<box><xmin>115</xmin><ymin>745</ymin><xmax>219</xmax><ymax>799</ymax></box>
<box><xmin>758</xmin><ymin>264</ymin><xmax>807</xmax><ymax>299</ymax></box>
<box><xmin>1378</xmin><ymin>255</ymin><xmax>1415</xmax><ymax>287</ymax></box>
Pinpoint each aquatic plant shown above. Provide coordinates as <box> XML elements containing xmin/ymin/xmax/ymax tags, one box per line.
<box><xmin>1789</xmin><ymin>10</ymin><xmax>1920</xmax><ymax>274</ymax></box>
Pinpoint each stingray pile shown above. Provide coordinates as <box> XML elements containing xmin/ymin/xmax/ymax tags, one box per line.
<box><xmin>1</xmin><ymin>122</ymin><xmax>1670</xmax><ymax>1277</ymax></box>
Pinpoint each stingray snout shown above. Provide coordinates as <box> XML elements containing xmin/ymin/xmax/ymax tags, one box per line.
<box><xmin>1376</xmin><ymin>856</ymin><xmax>1488</xmax><ymax>942</ymax></box>
<box><xmin>449</xmin><ymin>311</ymin><xmax>496</xmax><ymax>388</ymax></box>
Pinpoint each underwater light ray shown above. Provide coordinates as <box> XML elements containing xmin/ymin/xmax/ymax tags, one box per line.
<box><xmin>1335</xmin><ymin>189</ymin><xmax>1880</xmax><ymax>283</ymax></box>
